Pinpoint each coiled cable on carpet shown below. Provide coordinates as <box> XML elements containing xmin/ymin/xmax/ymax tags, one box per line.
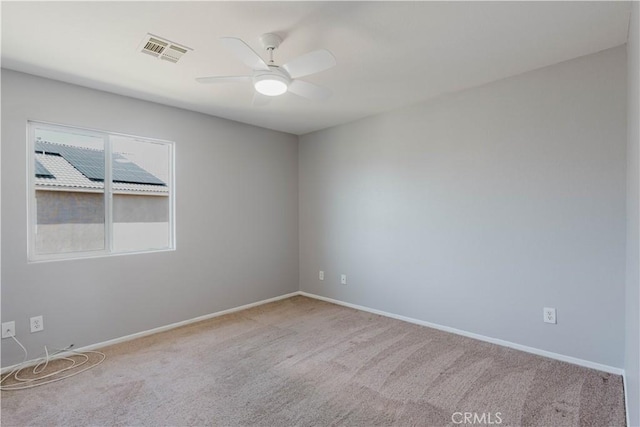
<box><xmin>0</xmin><ymin>334</ymin><xmax>105</xmax><ymax>391</ymax></box>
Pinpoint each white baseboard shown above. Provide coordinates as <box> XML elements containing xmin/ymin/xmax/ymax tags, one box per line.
<box><xmin>624</xmin><ymin>372</ymin><xmax>631</xmax><ymax>427</ymax></box>
<box><xmin>1</xmin><ymin>292</ymin><xmax>299</xmax><ymax>374</ymax></box>
<box><xmin>3</xmin><ymin>290</ymin><xmax>625</xmax><ymax>380</ymax></box>
<box><xmin>3</xmin><ymin>289</ymin><xmax>629</xmax><ymax>420</ymax></box>
<box><xmin>298</xmin><ymin>291</ymin><xmax>625</xmax><ymax>376</ymax></box>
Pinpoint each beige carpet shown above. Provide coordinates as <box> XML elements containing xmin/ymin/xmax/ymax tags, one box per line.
<box><xmin>1</xmin><ymin>296</ymin><xmax>626</xmax><ymax>426</ymax></box>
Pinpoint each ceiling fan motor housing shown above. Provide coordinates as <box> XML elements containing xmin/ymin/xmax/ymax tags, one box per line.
<box><xmin>253</xmin><ymin>66</ymin><xmax>290</xmax><ymax>96</ymax></box>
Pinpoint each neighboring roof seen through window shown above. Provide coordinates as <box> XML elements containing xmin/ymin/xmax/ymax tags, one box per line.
<box><xmin>35</xmin><ymin>140</ymin><xmax>166</xmax><ymax>186</ymax></box>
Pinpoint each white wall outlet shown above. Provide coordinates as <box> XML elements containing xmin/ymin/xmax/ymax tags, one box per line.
<box><xmin>319</xmin><ymin>270</ymin><xmax>324</xmax><ymax>281</ymax></box>
<box><xmin>340</xmin><ymin>274</ymin><xmax>347</xmax><ymax>285</ymax></box>
<box><xmin>2</xmin><ymin>321</ymin><xmax>16</xmax><ymax>338</ymax></box>
<box><xmin>30</xmin><ymin>315</ymin><xmax>44</xmax><ymax>333</ymax></box>
<box><xmin>543</xmin><ymin>307</ymin><xmax>556</xmax><ymax>324</ymax></box>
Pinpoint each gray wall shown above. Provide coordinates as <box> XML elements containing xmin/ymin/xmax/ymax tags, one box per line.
<box><xmin>625</xmin><ymin>2</ymin><xmax>640</xmax><ymax>424</ymax></box>
<box><xmin>113</xmin><ymin>194</ymin><xmax>169</xmax><ymax>223</ymax></box>
<box><xmin>36</xmin><ymin>190</ymin><xmax>170</xmax><ymax>224</ymax></box>
<box><xmin>1</xmin><ymin>69</ymin><xmax>299</xmax><ymax>366</ymax></box>
<box><xmin>299</xmin><ymin>47</ymin><xmax>627</xmax><ymax>368</ymax></box>
<box><xmin>34</xmin><ymin>191</ymin><xmax>169</xmax><ymax>254</ymax></box>
<box><xmin>36</xmin><ymin>191</ymin><xmax>104</xmax><ymax>224</ymax></box>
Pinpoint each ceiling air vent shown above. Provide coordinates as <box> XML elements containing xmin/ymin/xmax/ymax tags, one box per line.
<box><xmin>138</xmin><ymin>33</ymin><xmax>192</xmax><ymax>64</ymax></box>
<box><xmin>161</xmin><ymin>45</ymin><xmax>188</xmax><ymax>63</ymax></box>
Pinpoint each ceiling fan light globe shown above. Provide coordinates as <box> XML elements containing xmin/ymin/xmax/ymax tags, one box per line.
<box><xmin>254</xmin><ymin>74</ymin><xmax>288</xmax><ymax>96</ymax></box>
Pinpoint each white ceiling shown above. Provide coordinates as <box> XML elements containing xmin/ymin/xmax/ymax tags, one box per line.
<box><xmin>1</xmin><ymin>1</ymin><xmax>632</xmax><ymax>135</ymax></box>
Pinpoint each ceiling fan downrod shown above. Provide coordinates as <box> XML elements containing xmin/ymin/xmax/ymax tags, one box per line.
<box><xmin>260</xmin><ymin>33</ymin><xmax>282</xmax><ymax>66</ymax></box>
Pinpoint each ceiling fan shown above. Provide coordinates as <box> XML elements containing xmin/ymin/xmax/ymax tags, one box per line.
<box><xmin>196</xmin><ymin>33</ymin><xmax>336</xmax><ymax>105</ymax></box>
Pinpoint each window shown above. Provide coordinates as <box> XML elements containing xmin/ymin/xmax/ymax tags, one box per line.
<box><xmin>28</xmin><ymin>121</ymin><xmax>175</xmax><ymax>261</ymax></box>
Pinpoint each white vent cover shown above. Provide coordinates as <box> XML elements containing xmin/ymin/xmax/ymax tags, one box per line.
<box><xmin>138</xmin><ymin>33</ymin><xmax>192</xmax><ymax>63</ymax></box>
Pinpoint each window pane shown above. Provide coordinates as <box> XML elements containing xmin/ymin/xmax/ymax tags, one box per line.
<box><xmin>33</xmin><ymin>127</ymin><xmax>105</xmax><ymax>254</ymax></box>
<box><xmin>110</xmin><ymin>136</ymin><xmax>171</xmax><ymax>252</ymax></box>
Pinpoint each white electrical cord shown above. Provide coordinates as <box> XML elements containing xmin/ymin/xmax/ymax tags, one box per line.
<box><xmin>0</xmin><ymin>334</ymin><xmax>105</xmax><ymax>391</ymax></box>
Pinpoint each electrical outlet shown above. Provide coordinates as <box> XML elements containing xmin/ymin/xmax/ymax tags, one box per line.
<box><xmin>2</xmin><ymin>321</ymin><xmax>16</xmax><ymax>338</ymax></box>
<box><xmin>319</xmin><ymin>270</ymin><xmax>324</xmax><ymax>281</ymax></box>
<box><xmin>543</xmin><ymin>307</ymin><xmax>556</xmax><ymax>324</ymax></box>
<box><xmin>30</xmin><ymin>315</ymin><xmax>44</xmax><ymax>333</ymax></box>
<box><xmin>340</xmin><ymin>274</ymin><xmax>347</xmax><ymax>285</ymax></box>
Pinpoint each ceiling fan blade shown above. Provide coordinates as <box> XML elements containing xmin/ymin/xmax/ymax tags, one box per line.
<box><xmin>195</xmin><ymin>76</ymin><xmax>252</xmax><ymax>84</ymax></box>
<box><xmin>252</xmin><ymin>92</ymin><xmax>272</xmax><ymax>107</ymax></box>
<box><xmin>220</xmin><ymin>37</ymin><xmax>270</xmax><ymax>71</ymax></box>
<box><xmin>288</xmin><ymin>80</ymin><xmax>332</xmax><ymax>101</ymax></box>
<box><xmin>282</xmin><ymin>49</ymin><xmax>336</xmax><ymax>79</ymax></box>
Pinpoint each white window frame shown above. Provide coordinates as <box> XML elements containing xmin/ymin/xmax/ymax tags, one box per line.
<box><xmin>27</xmin><ymin>121</ymin><xmax>176</xmax><ymax>262</ymax></box>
